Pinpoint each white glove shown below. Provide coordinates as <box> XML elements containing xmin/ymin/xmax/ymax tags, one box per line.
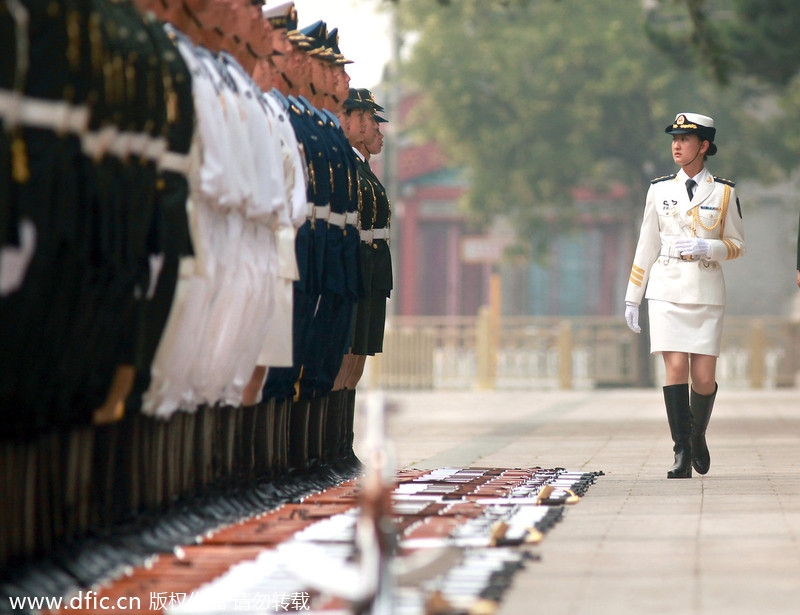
<box><xmin>625</xmin><ymin>302</ymin><xmax>641</xmax><ymax>334</ymax></box>
<box><xmin>675</xmin><ymin>237</ymin><xmax>712</xmax><ymax>260</ymax></box>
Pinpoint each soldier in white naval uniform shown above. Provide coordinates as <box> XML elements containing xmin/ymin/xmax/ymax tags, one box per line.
<box><xmin>624</xmin><ymin>112</ymin><xmax>745</xmax><ymax>479</ymax></box>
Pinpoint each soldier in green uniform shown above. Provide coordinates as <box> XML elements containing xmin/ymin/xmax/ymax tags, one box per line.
<box><xmin>351</xmin><ymin>88</ymin><xmax>392</xmax><ymax>358</ymax></box>
<box><xmin>328</xmin><ymin>87</ymin><xmax>392</xmax><ymax>465</ymax></box>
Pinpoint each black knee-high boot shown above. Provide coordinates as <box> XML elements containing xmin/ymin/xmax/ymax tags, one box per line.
<box><xmin>690</xmin><ymin>384</ymin><xmax>717</xmax><ymax>475</ymax></box>
<box><xmin>664</xmin><ymin>384</ymin><xmax>692</xmax><ymax>479</ymax></box>
<box><xmin>307</xmin><ymin>397</ymin><xmax>326</xmax><ymax>468</ymax></box>
<box><xmin>195</xmin><ymin>405</ymin><xmax>215</xmax><ymax>494</ymax></box>
<box><xmin>270</xmin><ymin>398</ymin><xmax>287</xmax><ymax>477</ymax></box>
<box><xmin>343</xmin><ymin>389</ymin><xmax>362</xmax><ymax>471</ymax></box>
<box><xmin>36</xmin><ymin>434</ymin><xmax>56</xmax><ymax>555</ymax></box>
<box><xmin>92</xmin><ymin>423</ymin><xmax>118</xmax><ymax>530</ymax></box>
<box><xmin>0</xmin><ymin>441</ymin><xmax>11</xmax><ymax>568</ymax></box>
<box><xmin>180</xmin><ymin>412</ymin><xmax>196</xmax><ymax>499</ymax></box>
<box><xmin>22</xmin><ymin>439</ymin><xmax>37</xmax><ymax>560</ymax></box>
<box><xmin>253</xmin><ymin>399</ymin><xmax>272</xmax><ymax>479</ymax></box>
<box><xmin>288</xmin><ymin>399</ymin><xmax>311</xmax><ymax>472</ymax></box>
<box><xmin>165</xmin><ymin>415</ymin><xmax>182</xmax><ymax>508</ymax></box>
<box><xmin>324</xmin><ymin>390</ymin><xmax>344</xmax><ymax>464</ymax></box>
<box><xmin>239</xmin><ymin>404</ymin><xmax>257</xmax><ymax>486</ymax></box>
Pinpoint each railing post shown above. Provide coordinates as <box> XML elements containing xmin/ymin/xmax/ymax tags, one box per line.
<box><xmin>489</xmin><ymin>273</ymin><xmax>501</xmax><ymax>386</ymax></box>
<box><xmin>748</xmin><ymin>320</ymin><xmax>766</xmax><ymax>389</ymax></box>
<box><xmin>558</xmin><ymin>320</ymin><xmax>573</xmax><ymax>390</ymax></box>
<box><xmin>476</xmin><ymin>306</ymin><xmax>494</xmax><ymax>389</ymax></box>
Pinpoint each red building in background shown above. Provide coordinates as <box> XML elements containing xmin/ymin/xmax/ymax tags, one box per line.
<box><xmin>372</xmin><ymin>95</ymin><xmax>633</xmax><ymax>318</ymax></box>
<box><xmin>371</xmin><ymin>94</ymin><xmax>486</xmax><ymax>317</ymax></box>
<box><xmin>381</xmin><ymin>142</ymin><xmax>488</xmax><ymax>317</ymax></box>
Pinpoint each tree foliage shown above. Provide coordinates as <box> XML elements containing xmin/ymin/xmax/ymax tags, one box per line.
<box><xmin>648</xmin><ymin>0</ymin><xmax>800</xmax><ymax>88</ymax></box>
<box><xmin>394</xmin><ymin>0</ymin><xmax>765</xmax><ymax>232</ymax></box>
<box><xmin>647</xmin><ymin>0</ymin><xmax>800</xmax><ymax>166</ymax></box>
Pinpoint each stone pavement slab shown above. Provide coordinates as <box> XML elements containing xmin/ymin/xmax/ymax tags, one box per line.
<box><xmin>370</xmin><ymin>388</ymin><xmax>800</xmax><ymax>615</ymax></box>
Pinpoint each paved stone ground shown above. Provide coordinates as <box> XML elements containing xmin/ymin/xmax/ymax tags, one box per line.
<box><xmin>368</xmin><ymin>388</ymin><xmax>800</xmax><ymax>615</ymax></box>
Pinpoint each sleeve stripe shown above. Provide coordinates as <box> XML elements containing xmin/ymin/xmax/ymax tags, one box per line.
<box><xmin>722</xmin><ymin>239</ymin><xmax>740</xmax><ymax>260</ymax></box>
<box><xmin>629</xmin><ymin>264</ymin><xmax>644</xmax><ymax>288</ymax></box>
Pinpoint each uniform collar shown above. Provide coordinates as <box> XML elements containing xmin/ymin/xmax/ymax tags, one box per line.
<box><xmin>677</xmin><ymin>166</ymin><xmax>709</xmax><ymax>183</ymax></box>
<box><xmin>269</xmin><ymin>88</ymin><xmax>290</xmax><ymax>108</ymax></box>
<box><xmin>677</xmin><ymin>167</ymin><xmax>714</xmax><ymax>205</ymax></box>
<box><xmin>322</xmin><ymin>109</ymin><xmax>340</xmax><ymax>128</ymax></box>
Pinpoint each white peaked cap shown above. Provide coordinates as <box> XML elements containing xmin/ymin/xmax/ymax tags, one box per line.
<box><xmin>674</xmin><ymin>112</ymin><xmax>714</xmax><ymax>128</ymax></box>
<box><xmin>262</xmin><ymin>0</ymin><xmax>294</xmax><ymax>20</ymax></box>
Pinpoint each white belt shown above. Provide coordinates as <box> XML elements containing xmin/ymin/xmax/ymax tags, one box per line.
<box><xmin>127</xmin><ymin>133</ymin><xmax>169</xmax><ymax>162</ymax></box>
<box><xmin>0</xmin><ymin>90</ymin><xmax>22</xmax><ymax>123</ymax></box>
<box><xmin>0</xmin><ymin>91</ymin><xmax>90</xmax><ymax>134</ymax></box>
<box><xmin>108</xmin><ymin>132</ymin><xmax>132</xmax><ymax>159</ymax></box>
<box><xmin>660</xmin><ymin>246</ymin><xmax>696</xmax><ymax>262</ymax></box>
<box><xmin>328</xmin><ymin>211</ymin><xmax>346</xmax><ymax>228</ymax></box>
<box><xmin>143</xmin><ymin>136</ymin><xmax>167</xmax><ymax>161</ymax></box>
<box><xmin>63</xmin><ymin>106</ymin><xmax>90</xmax><ymax>133</ymax></box>
<box><xmin>81</xmin><ymin>126</ymin><xmax>118</xmax><ymax>158</ymax></box>
<box><xmin>127</xmin><ymin>133</ymin><xmax>149</xmax><ymax>156</ymax></box>
<box><xmin>360</xmin><ymin>227</ymin><xmax>390</xmax><ymax>242</ymax></box>
<box><xmin>159</xmin><ymin>150</ymin><xmax>191</xmax><ymax>174</ymax></box>
<box><xmin>306</xmin><ymin>204</ymin><xmax>351</xmax><ymax>226</ymax></box>
<box><xmin>315</xmin><ymin>205</ymin><xmax>331</xmax><ymax>219</ymax></box>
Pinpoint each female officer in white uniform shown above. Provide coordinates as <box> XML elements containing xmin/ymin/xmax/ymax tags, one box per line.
<box><xmin>624</xmin><ymin>112</ymin><xmax>745</xmax><ymax>479</ymax></box>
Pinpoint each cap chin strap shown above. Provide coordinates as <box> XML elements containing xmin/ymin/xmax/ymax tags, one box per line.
<box><xmin>684</xmin><ymin>140</ymin><xmax>707</xmax><ymax>168</ymax></box>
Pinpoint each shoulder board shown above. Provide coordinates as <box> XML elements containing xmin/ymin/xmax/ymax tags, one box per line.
<box><xmin>651</xmin><ymin>174</ymin><xmax>676</xmax><ymax>184</ymax></box>
<box><xmin>713</xmin><ymin>176</ymin><xmax>735</xmax><ymax>187</ymax></box>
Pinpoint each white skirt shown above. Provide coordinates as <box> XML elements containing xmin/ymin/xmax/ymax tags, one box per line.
<box><xmin>648</xmin><ymin>299</ymin><xmax>724</xmax><ymax>356</ymax></box>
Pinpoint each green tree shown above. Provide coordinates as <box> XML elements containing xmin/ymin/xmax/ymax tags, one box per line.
<box><xmin>648</xmin><ymin>0</ymin><xmax>800</xmax><ymax>166</ymax></box>
<box><xmin>395</xmin><ymin>0</ymin><xmax>765</xmax><ymax>232</ymax></box>
<box><xmin>648</xmin><ymin>0</ymin><xmax>800</xmax><ymax>88</ymax></box>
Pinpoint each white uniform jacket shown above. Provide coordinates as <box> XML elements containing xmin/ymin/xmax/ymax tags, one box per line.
<box><xmin>625</xmin><ymin>167</ymin><xmax>745</xmax><ymax>307</ymax></box>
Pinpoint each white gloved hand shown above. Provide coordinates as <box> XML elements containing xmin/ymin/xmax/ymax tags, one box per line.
<box><xmin>625</xmin><ymin>302</ymin><xmax>641</xmax><ymax>334</ymax></box>
<box><xmin>675</xmin><ymin>237</ymin><xmax>712</xmax><ymax>260</ymax></box>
